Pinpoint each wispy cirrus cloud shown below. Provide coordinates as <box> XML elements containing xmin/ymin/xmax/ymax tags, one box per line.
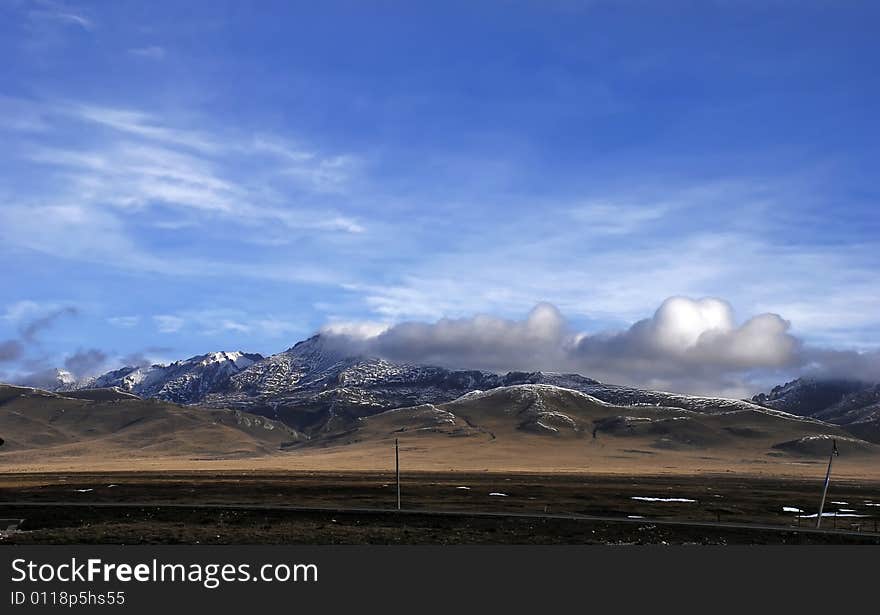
<box><xmin>7</xmin><ymin>98</ymin><xmax>363</xmax><ymax>222</ymax></box>
<box><xmin>27</xmin><ymin>0</ymin><xmax>93</xmax><ymax>31</ymax></box>
<box><xmin>128</xmin><ymin>45</ymin><xmax>166</xmax><ymax>60</ymax></box>
<box><xmin>151</xmin><ymin>309</ymin><xmax>304</xmax><ymax>339</ymax></box>
<box><xmin>107</xmin><ymin>316</ymin><xmax>141</xmax><ymax>328</ymax></box>
<box><xmin>0</xmin><ymin>198</ymin><xmax>355</xmax><ymax>286</ymax></box>
<box><xmin>153</xmin><ymin>315</ymin><xmax>185</xmax><ymax>334</ymax></box>
<box><xmin>0</xmin><ymin>98</ymin><xmax>367</xmax><ymax>287</ymax></box>
<box><xmin>62</xmin><ymin>104</ymin><xmax>218</xmax><ymax>152</ymax></box>
<box><xmin>568</xmin><ymin>201</ymin><xmax>675</xmax><ymax>235</ymax></box>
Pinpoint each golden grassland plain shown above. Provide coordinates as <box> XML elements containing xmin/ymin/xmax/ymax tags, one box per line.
<box><xmin>1</xmin><ymin>431</ymin><xmax>878</xmax><ymax>481</ymax></box>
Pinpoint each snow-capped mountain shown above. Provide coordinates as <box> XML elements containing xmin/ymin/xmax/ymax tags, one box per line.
<box><xmin>84</xmin><ymin>351</ymin><xmax>263</xmax><ymax>404</ymax></box>
<box><xmin>52</xmin><ymin>334</ymin><xmax>878</xmax><ymax>441</ymax></box>
<box><xmin>66</xmin><ymin>334</ymin><xmax>770</xmax><ymax>434</ymax></box>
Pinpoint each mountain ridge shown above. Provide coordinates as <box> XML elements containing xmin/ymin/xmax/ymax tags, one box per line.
<box><xmin>20</xmin><ymin>334</ymin><xmax>880</xmax><ymax>442</ymax></box>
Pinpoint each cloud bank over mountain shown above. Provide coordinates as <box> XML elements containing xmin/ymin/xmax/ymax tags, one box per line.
<box><xmin>321</xmin><ymin>297</ymin><xmax>878</xmax><ymax>397</ymax></box>
<box><xmin>3</xmin><ymin>295</ymin><xmax>876</xmax><ymax>398</ymax></box>
<box><xmin>0</xmin><ymin>303</ymin><xmax>109</xmax><ymax>388</ymax></box>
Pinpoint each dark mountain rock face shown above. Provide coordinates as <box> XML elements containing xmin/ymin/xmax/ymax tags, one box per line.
<box><xmin>813</xmin><ymin>384</ymin><xmax>880</xmax><ymax>423</ymax></box>
<box><xmin>752</xmin><ymin>378</ymin><xmax>880</xmax><ymax>443</ymax></box>
<box><xmin>752</xmin><ymin>378</ymin><xmax>868</xmax><ymax>416</ymax></box>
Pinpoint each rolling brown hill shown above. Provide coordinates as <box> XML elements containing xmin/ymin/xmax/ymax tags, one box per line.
<box><xmin>290</xmin><ymin>384</ymin><xmax>880</xmax><ymax>477</ymax></box>
<box><xmin>2</xmin><ymin>383</ymin><xmax>878</xmax><ymax>477</ymax></box>
<box><xmin>341</xmin><ymin>384</ymin><xmax>866</xmax><ymax>451</ymax></box>
<box><xmin>0</xmin><ymin>384</ymin><xmax>303</xmax><ymax>466</ymax></box>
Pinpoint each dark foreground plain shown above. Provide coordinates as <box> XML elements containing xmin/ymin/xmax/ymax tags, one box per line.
<box><xmin>1</xmin><ymin>471</ymin><xmax>879</xmax><ymax>544</ymax></box>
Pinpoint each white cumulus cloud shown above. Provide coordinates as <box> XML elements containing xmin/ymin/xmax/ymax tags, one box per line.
<box><xmin>319</xmin><ymin>297</ymin><xmax>876</xmax><ymax>396</ymax></box>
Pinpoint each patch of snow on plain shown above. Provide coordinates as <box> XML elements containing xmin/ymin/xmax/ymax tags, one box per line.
<box><xmin>631</xmin><ymin>496</ymin><xmax>696</xmax><ymax>503</ymax></box>
<box><xmin>489</xmin><ymin>492</ymin><xmax>508</xmax><ymax>497</ymax></box>
<box><xmin>798</xmin><ymin>512</ymin><xmax>868</xmax><ymax>518</ymax></box>
<box><xmin>782</xmin><ymin>507</ymin><xmax>803</xmax><ymax>513</ymax></box>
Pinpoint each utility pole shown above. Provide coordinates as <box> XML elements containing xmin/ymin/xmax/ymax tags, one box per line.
<box><xmin>395</xmin><ymin>438</ymin><xmax>401</xmax><ymax>511</ymax></box>
<box><xmin>816</xmin><ymin>439</ymin><xmax>839</xmax><ymax>529</ymax></box>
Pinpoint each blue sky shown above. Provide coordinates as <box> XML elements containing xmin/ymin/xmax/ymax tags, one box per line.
<box><xmin>0</xmin><ymin>1</ymin><xmax>878</xmax><ymax>394</ymax></box>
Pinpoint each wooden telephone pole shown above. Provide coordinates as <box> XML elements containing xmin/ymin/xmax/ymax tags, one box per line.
<box><xmin>815</xmin><ymin>439</ymin><xmax>839</xmax><ymax>529</ymax></box>
<box><xmin>395</xmin><ymin>438</ymin><xmax>401</xmax><ymax>510</ymax></box>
